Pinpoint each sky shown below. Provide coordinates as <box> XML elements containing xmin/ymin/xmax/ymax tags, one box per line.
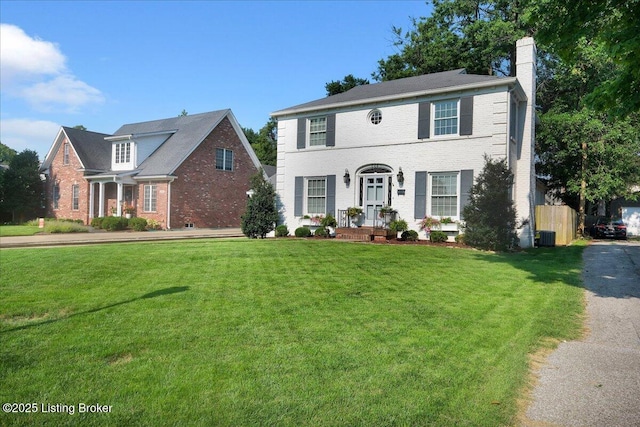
<box><xmin>0</xmin><ymin>0</ymin><xmax>432</xmax><ymax>160</ymax></box>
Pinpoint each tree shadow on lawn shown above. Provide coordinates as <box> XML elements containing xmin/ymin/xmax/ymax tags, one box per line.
<box><xmin>1</xmin><ymin>286</ymin><xmax>190</xmax><ymax>334</ymax></box>
<box><xmin>474</xmin><ymin>243</ymin><xmax>640</xmax><ymax>300</ymax></box>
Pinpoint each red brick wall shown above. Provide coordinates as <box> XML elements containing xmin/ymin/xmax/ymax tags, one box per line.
<box><xmin>135</xmin><ymin>181</ymin><xmax>169</xmax><ymax>229</ymax></box>
<box><xmin>44</xmin><ymin>137</ymin><xmax>91</xmax><ymax>224</ymax></box>
<box><xmin>170</xmin><ymin>116</ymin><xmax>258</xmax><ymax>228</ymax></box>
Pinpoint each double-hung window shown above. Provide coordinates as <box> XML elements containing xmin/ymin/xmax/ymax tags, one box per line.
<box><xmin>216</xmin><ymin>148</ymin><xmax>233</xmax><ymax>171</ymax></box>
<box><xmin>309</xmin><ymin>117</ymin><xmax>327</xmax><ymax>146</ymax></box>
<box><xmin>63</xmin><ymin>143</ymin><xmax>70</xmax><ymax>165</ymax></box>
<box><xmin>72</xmin><ymin>184</ymin><xmax>79</xmax><ymax>210</ymax></box>
<box><xmin>306</xmin><ymin>178</ymin><xmax>326</xmax><ymax>214</ymax></box>
<box><xmin>144</xmin><ymin>184</ymin><xmax>157</xmax><ymax>212</ymax></box>
<box><xmin>433</xmin><ymin>100</ymin><xmax>458</xmax><ymax>136</ymax></box>
<box><xmin>52</xmin><ymin>183</ymin><xmax>60</xmax><ymax>209</ymax></box>
<box><xmin>115</xmin><ymin>142</ymin><xmax>131</xmax><ymax>164</ymax></box>
<box><xmin>430</xmin><ymin>173</ymin><xmax>458</xmax><ymax>217</ymax></box>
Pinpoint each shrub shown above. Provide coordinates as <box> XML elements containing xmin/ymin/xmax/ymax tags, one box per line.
<box><xmin>101</xmin><ymin>216</ymin><xmax>129</xmax><ymax>231</ymax></box>
<box><xmin>241</xmin><ymin>171</ymin><xmax>278</xmax><ymax>238</ymax></box>
<box><xmin>91</xmin><ymin>217</ymin><xmax>105</xmax><ymax>229</ymax></box>
<box><xmin>314</xmin><ymin>227</ymin><xmax>329</xmax><ymax>238</ymax></box>
<box><xmin>295</xmin><ymin>227</ymin><xmax>312</xmax><ymax>238</ymax></box>
<box><xmin>45</xmin><ymin>221</ymin><xmax>89</xmax><ymax>233</ymax></box>
<box><xmin>146</xmin><ymin>219</ymin><xmax>161</xmax><ymax>230</ymax></box>
<box><xmin>275</xmin><ymin>225</ymin><xmax>289</xmax><ymax>237</ymax></box>
<box><xmin>430</xmin><ymin>230</ymin><xmax>448</xmax><ymax>243</ymax></box>
<box><xmin>401</xmin><ymin>230</ymin><xmax>419</xmax><ymax>241</ymax></box>
<box><xmin>129</xmin><ymin>217</ymin><xmax>148</xmax><ymax>232</ymax></box>
<box><xmin>389</xmin><ymin>219</ymin><xmax>408</xmax><ymax>233</ymax></box>
<box><xmin>462</xmin><ymin>156</ymin><xmax>518</xmax><ymax>251</ymax></box>
<box><xmin>455</xmin><ymin>233</ymin><xmax>465</xmax><ymax>244</ymax></box>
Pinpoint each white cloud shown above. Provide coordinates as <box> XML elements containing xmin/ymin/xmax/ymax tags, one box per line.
<box><xmin>0</xmin><ymin>23</ymin><xmax>104</xmax><ymax>112</ymax></box>
<box><xmin>22</xmin><ymin>75</ymin><xmax>105</xmax><ymax>113</ymax></box>
<box><xmin>0</xmin><ymin>118</ymin><xmax>61</xmax><ymax>160</ymax></box>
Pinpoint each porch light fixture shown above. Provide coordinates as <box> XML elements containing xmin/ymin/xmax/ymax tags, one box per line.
<box><xmin>397</xmin><ymin>167</ymin><xmax>404</xmax><ymax>184</ymax></box>
<box><xmin>343</xmin><ymin>169</ymin><xmax>350</xmax><ymax>185</ymax></box>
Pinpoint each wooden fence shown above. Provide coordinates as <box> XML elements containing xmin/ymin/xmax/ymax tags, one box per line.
<box><xmin>535</xmin><ymin>205</ymin><xmax>577</xmax><ymax>246</ymax></box>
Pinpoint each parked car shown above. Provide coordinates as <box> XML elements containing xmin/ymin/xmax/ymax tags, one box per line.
<box><xmin>590</xmin><ymin>217</ymin><xmax>627</xmax><ymax>239</ymax></box>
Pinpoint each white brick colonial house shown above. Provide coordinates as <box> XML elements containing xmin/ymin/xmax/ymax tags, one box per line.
<box><xmin>271</xmin><ymin>37</ymin><xmax>537</xmax><ymax>247</ymax></box>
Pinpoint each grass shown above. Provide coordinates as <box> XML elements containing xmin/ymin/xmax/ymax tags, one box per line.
<box><xmin>1</xmin><ymin>220</ymin><xmax>89</xmax><ymax>237</ymax></box>
<box><xmin>0</xmin><ymin>239</ymin><xmax>585</xmax><ymax>426</ymax></box>
<box><xmin>0</xmin><ymin>225</ymin><xmax>42</xmax><ymax>236</ymax></box>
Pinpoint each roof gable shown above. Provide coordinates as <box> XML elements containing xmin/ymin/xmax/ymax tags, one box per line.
<box><xmin>41</xmin><ymin>127</ymin><xmax>112</xmax><ymax>172</ymax></box>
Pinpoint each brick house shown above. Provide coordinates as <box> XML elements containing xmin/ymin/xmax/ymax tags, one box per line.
<box><xmin>40</xmin><ymin>110</ymin><xmax>263</xmax><ymax>229</ymax></box>
<box><xmin>271</xmin><ymin>37</ymin><xmax>537</xmax><ymax>247</ymax></box>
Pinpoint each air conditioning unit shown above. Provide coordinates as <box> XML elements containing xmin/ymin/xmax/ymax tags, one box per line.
<box><xmin>535</xmin><ymin>230</ymin><xmax>556</xmax><ymax>247</ymax></box>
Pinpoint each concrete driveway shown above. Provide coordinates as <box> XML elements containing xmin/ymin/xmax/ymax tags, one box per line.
<box><xmin>525</xmin><ymin>240</ymin><xmax>640</xmax><ymax>426</ymax></box>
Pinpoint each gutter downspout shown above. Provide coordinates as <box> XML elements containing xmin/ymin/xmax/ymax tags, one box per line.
<box><xmin>167</xmin><ymin>180</ymin><xmax>172</xmax><ymax>230</ymax></box>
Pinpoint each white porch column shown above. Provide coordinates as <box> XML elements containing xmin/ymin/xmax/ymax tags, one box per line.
<box><xmin>98</xmin><ymin>182</ymin><xmax>105</xmax><ymax>217</ymax></box>
<box><xmin>117</xmin><ymin>182</ymin><xmax>123</xmax><ymax>216</ymax></box>
<box><xmin>89</xmin><ymin>182</ymin><xmax>94</xmax><ymax>219</ymax></box>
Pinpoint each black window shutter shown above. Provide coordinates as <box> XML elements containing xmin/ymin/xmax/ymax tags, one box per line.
<box><xmin>294</xmin><ymin>176</ymin><xmax>304</xmax><ymax>216</ymax></box>
<box><xmin>326</xmin><ymin>175</ymin><xmax>336</xmax><ymax>215</ymax></box>
<box><xmin>459</xmin><ymin>169</ymin><xmax>474</xmax><ymax>218</ymax></box>
<box><xmin>297</xmin><ymin>118</ymin><xmax>306</xmax><ymax>149</ymax></box>
<box><xmin>418</xmin><ymin>102</ymin><xmax>431</xmax><ymax>139</ymax></box>
<box><xmin>460</xmin><ymin>96</ymin><xmax>473</xmax><ymax>136</ymax></box>
<box><xmin>415</xmin><ymin>171</ymin><xmax>427</xmax><ymax>219</ymax></box>
<box><xmin>325</xmin><ymin>114</ymin><xmax>336</xmax><ymax>147</ymax></box>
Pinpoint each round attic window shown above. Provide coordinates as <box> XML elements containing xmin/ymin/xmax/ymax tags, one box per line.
<box><xmin>368</xmin><ymin>109</ymin><xmax>382</xmax><ymax>125</ymax></box>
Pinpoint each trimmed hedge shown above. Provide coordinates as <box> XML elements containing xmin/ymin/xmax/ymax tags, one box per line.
<box><xmin>430</xmin><ymin>230</ymin><xmax>448</xmax><ymax>243</ymax></box>
<box><xmin>275</xmin><ymin>225</ymin><xmax>289</xmax><ymax>237</ymax></box>
<box><xmin>129</xmin><ymin>217</ymin><xmax>148</xmax><ymax>232</ymax></box>
<box><xmin>294</xmin><ymin>227</ymin><xmax>312</xmax><ymax>238</ymax></box>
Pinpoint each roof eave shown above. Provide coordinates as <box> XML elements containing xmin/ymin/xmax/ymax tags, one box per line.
<box><xmin>271</xmin><ymin>78</ymin><xmax>520</xmax><ymax>117</ymax></box>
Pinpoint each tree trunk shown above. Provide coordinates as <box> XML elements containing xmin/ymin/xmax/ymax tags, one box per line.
<box><xmin>578</xmin><ymin>140</ymin><xmax>587</xmax><ymax>235</ymax></box>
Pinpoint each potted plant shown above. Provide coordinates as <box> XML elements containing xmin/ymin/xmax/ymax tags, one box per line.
<box><xmin>378</xmin><ymin>206</ymin><xmax>397</xmax><ymax>225</ymax></box>
<box><xmin>389</xmin><ymin>219</ymin><xmax>408</xmax><ymax>238</ymax></box>
<box><xmin>419</xmin><ymin>216</ymin><xmax>441</xmax><ymax>238</ymax></box>
<box><xmin>123</xmin><ymin>204</ymin><xmax>135</xmax><ymax>219</ymax></box>
<box><xmin>320</xmin><ymin>214</ymin><xmax>337</xmax><ymax>237</ymax></box>
<box><xmin>346</xmin><ymin>207</ymin><xmax>363</xmax><ymax>228</ymax></box>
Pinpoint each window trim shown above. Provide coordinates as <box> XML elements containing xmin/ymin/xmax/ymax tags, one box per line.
<box><xmin>115</xmin><ymin>142</ymin><xmax>131</xmax><ymax>164</ymax></box>
<box><xmin>428</xmin><ymin>172</ymin><xmax>460</xmax><ymax>218</ymax></box>
<box><xmin>432</xmin><ymin>99</ymin><xmax>459</xmax><ymax>137</ymax></box>
<box><xmin>71</xmin><ymin>184</ymin><xmax>79</xmax><ymax>211</ymax></box>
<box><xmin>308</xmin><ymin>116</ymin><xmax>327</xmax><ymax>147</ymax></box>
<box><xmin>305</xmin><ymin>176</ymin><xmax>327</xmax><ymax>215</ymax></box>
<box><xmin>143</xmin><ymin>184</ymin><xmax>157</xmax><ymax>212</ymax></box>
<box><xmin>63</xmin><ymin>143</ymin><xmax>70</xmax><ymax>165</ymax></box>
<box><xmin>52</xmin><ymin>182</ymin><xmax>60</xmax><ymax>210</ymax></box>
<box><xmin>215</xmin><ymin>148</ymin><xmax>234</xmax><ymax>171</ymax></box>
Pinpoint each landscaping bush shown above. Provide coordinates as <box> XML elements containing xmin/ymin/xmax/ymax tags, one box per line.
<box><xmin>129</xmin><ymin>217</ymin><xmax>148</xmax><ymax>232</ymax></box>
<box><xmin>455</xmin><ymin>233</ymin><xmax>465</xmax><ymax>244</ymax></box>
<box><xmin>430</xmin><ymin>230</ymin><xmax>448</xmax><ymax>243</ymax></box>
<box><xmin>275</xmin><ymin>225</ymin><xmax>289</xmax><ymax>237</ymax></box>
<box><xmin>389</xmin><ymin>219</ymin><xmax>408</xmax><ymax>233</ymax></box>
<box><xmin>45</xmin><ymin>221</ymin><xmax>89</xmax><ymax>234</ymax></box>
<box><xmin>401</xmin><ymin>230</ymin><xmax>419</xmax><ymax>241</ymax></box>
<box><xmin>295</xmin><ymin>227</ymin><xmax>312</xmax><ymax>237</ymax></box>
<box><xmin>241</xmin><ymin>171</ymin><xmax>278</xmax><ymax>238</ymax></box>
<box><xmin>314</xmin><ymin>227</ymin><xmax>329</xmax><ymax>238</ymax></box>
<box><xmin>101</xmin><ymin>216</ymin><xmax>129</xmax><ymax>231</ymax></box>
<box><xmin>91</xmin><ymin>217</ymin><xmax>105</xmax><ymax>229</ymax></box>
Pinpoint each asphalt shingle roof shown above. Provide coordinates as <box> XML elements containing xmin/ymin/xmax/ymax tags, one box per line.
<box><xmin>272</xmin><ymin>69</ymin><xmax>506</xmax><ymax>115</ymax></box>
<box><xmin>113</xmin><ymin>110</ymin><xmax>229</xmax><ymax>177</ymax></box>
<box><xmin>62</xmin><ymin>126</ymin><xmax>112</xmax><ymax>171</ymax></box>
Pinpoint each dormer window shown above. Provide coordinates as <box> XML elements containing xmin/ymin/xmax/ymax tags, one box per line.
<box><xmin>115</xmin><ymin>142</ymin><xmax>131</xmax><ymax>164</ymax></box>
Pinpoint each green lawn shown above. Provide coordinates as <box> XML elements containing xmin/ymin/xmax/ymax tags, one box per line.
<box><xmin>0</xmin><ymin>239</ymin><xmax>585</xmax><ymax>426</ymax></box>
<box><xmin>0</xmin><ymin>225</ymin><xmax>41</xmax><ymax>236</ymax></box>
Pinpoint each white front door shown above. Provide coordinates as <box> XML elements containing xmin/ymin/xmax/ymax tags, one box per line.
<box><xmin>364</xmin><ymin>175</ymin><xmax>386</xmax><ymax>226</ymax></box>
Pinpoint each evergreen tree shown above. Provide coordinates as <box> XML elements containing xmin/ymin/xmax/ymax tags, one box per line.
<box><xmin>241</xmin><ymin>170</ymin><xmax>278</xmax><ymax>238</ymax></box>
<box><xmin>2</xmin><ymin>149</ymin><xmax>43</xmax><ymax>223</ymax></box>
<box><xmin>462</xmin><ymin>156</ymin><xmax>518</xmax><ymax>251</ymax></box>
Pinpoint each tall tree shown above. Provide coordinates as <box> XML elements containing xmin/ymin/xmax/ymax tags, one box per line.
<box><xmin>0</xmin><ymin>142</ymin><xmax>17</xmax><ymax>164</ymax></box>
<box><xmin>1</xmin><ymin>150</ymin><xmax>43</xmax><ymax>223</ymax></box>
<box><xmin>243</xmin><ymin>118</ymin><xmax>277</xmax><ymax>166</ymax></box>
<box><xmin>374</xmin><ymin>0</ymin><xmax>531</xmax><ymax>81</ymax></box>
<box><xmin>537</xmin><ymin>109</ymin><xmax>640</xmax><ymax>233</ymax></box>
<box><xmin>529</xmin><ymin>0</ymin><xmax>640</xmax><ymax>116</ymax></box>
<box><xmin>325</xmin><ymin>74</ymin><xmax>369</xmax><ymax>96</ymax></box>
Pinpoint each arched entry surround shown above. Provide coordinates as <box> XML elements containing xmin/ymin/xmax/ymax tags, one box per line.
<box><xmin>355</xmin><ymin>164</ymin><xmax>394</xmax><ymax>226</ymax></box>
